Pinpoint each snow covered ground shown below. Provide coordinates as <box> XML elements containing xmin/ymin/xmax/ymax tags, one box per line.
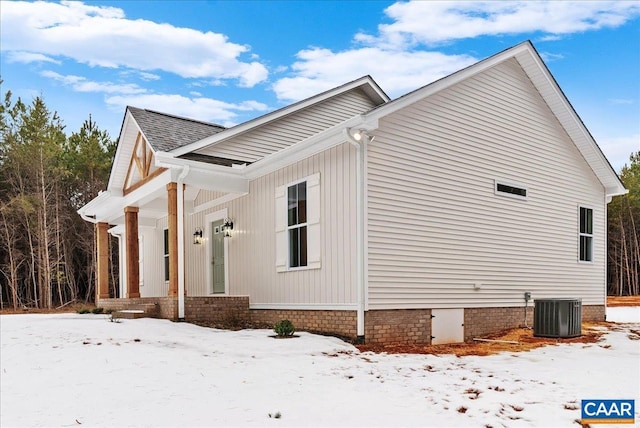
<box><xmin>1</xmin><ymin>308</ymin><xmax>638</xmax><ymax>428</ymax></box>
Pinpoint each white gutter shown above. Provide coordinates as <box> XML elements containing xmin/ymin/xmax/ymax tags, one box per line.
<box><xmin>344</xmin><ymin>128</ymin><xmax>367</xmax><ymax>342</ymax></box>
<box><xmin>177</xmin><ymin>166</ymin><xmax>189</xmax><ymax>319</ymax></box>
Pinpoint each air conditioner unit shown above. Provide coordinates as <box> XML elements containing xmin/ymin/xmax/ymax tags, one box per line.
<box><xmin>533</xmin><ymin>298</ymin><xmax>582</xmax><ymax>338</ymax></box>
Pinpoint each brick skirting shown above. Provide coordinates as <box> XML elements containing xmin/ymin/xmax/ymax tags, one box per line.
<box><xmin>250</xmin><ymin>309</ymin><xmax>357</xmax><ymax>339</ymax></box>
<box><xmin>96</xmin><ymin>298</ymin><xmax>605</xmax><ymax>345</ymax></box>
<box><xmin>364</xmin><ymin>309</ymin><xmax>432</xmax><ymax>345</ymax></box>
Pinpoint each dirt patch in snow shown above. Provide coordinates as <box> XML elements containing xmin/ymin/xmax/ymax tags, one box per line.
<box><xmin>356</xmin><ymin>323</ymin><xmax>608</xmax><ymax>356</ymax></box>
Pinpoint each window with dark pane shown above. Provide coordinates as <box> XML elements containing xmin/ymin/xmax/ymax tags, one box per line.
<box><xmin>579</xmin><ymin>207</ymin><xmax>593</xmax><ymax>262</ymax></box>
<box><xmin>288</xmin><ymin>181</ymin><xmax>307</xmax><ymax>268</ymax></box>
<box><xmin>163</xmin><ymin>229</ymin><xmax>169</xmax><ymax>281</ymax></box>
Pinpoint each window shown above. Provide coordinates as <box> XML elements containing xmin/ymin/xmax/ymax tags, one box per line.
<box><xmin>495</xmin><ymin>180</ymin><xmax>527</xmax><ymax>199</ymax></box>
<box><xmin>163</xmin><ymin>228</ymin><xmax>169</xmax><ymax>281</ymax></box>
<box><xmin>288</xmin><ymin>181</ymin><xmax>307</xmax><ymax>268</ymax></box>
<box><xmin>579</xmin><ymin>207</ymin><xmax>593</xmax><ymax>262</ymax></box>
<box><xmin>275</xmin><ymin>173</ymin><xmax>321</xmax><ymax>272</ymax></box>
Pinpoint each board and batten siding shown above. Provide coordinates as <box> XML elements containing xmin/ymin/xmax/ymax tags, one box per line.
<box><xmin>184</xmin><ymin>143</ymin><xmax>358</xmax><ymax>307</ymax></box>
<box><xmin>195</xmin><ymin>89</ymin><xmax>377</xmax><ymax>162</ymax></box>
<box><xmin>366</xmin><ymin>58</ymin><xmax>607</xmax><ymax>309</ymax></box>
<box><xmin>139</xmin><ymin>217</ymin><xmax>169</xmax><ymax>297</ymax></box>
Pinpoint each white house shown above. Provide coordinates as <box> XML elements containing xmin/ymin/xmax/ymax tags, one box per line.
<box><xmin>78</xmin><ymin>41</ymin><xmax>626</xmax><ymax>345</ymax></box>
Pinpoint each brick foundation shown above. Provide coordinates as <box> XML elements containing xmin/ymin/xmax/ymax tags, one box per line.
<box><xmin>585</xmin><ymin>305</ymin><xmax>606</xmax><ymax>322</ymax></box>
<box><xmin>96</xmin><ymin>297</ymin><xmax>605</xmax><ymax>345</ymax></box>
<box><xmin>185</xmin><ymin>296</ymin><xmax>250</xmax><ymax>328</ymax></box>
<box><xmin>250</xmin><ymin>309</ymin><xmax>357</xmax><ymax>339</ymax></box>
<box><xmin>365</xmin><ymin>309</ymin><xmax>432</xmax><ymax>345</ymax></box>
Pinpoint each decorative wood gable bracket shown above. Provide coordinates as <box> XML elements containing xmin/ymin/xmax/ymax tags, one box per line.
<box><xmin>123</xmin><ymin>132</ymin><xmax>166</xmax><ymax>195</ymax></box>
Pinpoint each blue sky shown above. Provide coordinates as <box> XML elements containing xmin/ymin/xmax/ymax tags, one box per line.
<box><xmin>1</xmin><ymin>1</ymin><xmax>639</xmax><ymax>171</ymax></box>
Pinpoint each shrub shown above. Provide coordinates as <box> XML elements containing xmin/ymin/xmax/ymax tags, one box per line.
<box><xmin>77</xmin><ymin>308</ymin><xmax>90</xmax><ymax>314</ymax></box>
<box><xmin>274</xmin><ymin>319</ymin><xmax>295</xmax><ymax>337</ymax></box>
<box><xmin>92</xmin><ymin>307</ymin><xmax>104</xmax><ymax>314</ymax></box>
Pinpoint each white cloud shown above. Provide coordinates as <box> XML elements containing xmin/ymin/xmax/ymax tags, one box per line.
<box><xmin>138</xmin><ymin>72</ymin><xmax>160</xmax><ymax>81</ymax></box>
<box><xmin>0</xmin><ymin>1</ymin><xmax>268</xmax><ymax>87</ymax></box>
<box><xmin>6</xmin><ymin>51</ymin><xmax>61</xmax><ymax>64</ymax></box>
<box><xmin>609</xmin><ymin>98</ymin><xmax>634</xmax><ymax>105</ymax></box>
<box><xmin>273</xmin><ymin>47</ymin><xmax>476</xmax><ymax>101</ymax></box>
<box><xmin>539</xmin><ymin>51</ymin><xmax>565</xmax><ymax>62</ymax></box>
<box><xmin>359</xmin><ymin>1</ymin><xmax>640</xmax><ymax>47</ymax></box>
<box><xmin>105</xmin><ymin>93</ymin><xmax>269</xmax><ymax>126</ymax></box>
<box><xmin>41</xmin><ymin>70</ymin><xmax>147</xmax><ymax>94</ymax></box>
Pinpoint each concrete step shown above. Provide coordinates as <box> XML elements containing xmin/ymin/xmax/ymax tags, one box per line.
<box><xmin>112</xmin><ymin>309</ymin><xmax>146</xmax><ymax>319</ymax></box>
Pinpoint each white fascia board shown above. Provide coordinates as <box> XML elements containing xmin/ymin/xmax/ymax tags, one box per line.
<box><xmin>362</xmin><ymin>40</ymin><xmax>626</xmax><ymax>198</ymax></box>
<box><xmin>106</xmin><ymin>111</ymin><xmax>133</xmax><ymax>191</ymax></box>
<box><xmin>364</xmin><ymin>43</ymin><xmax>534</xmax><ymax>125</ymax></box>
<box><xmin>513</xmin><ymin>48</ymin><xmax>627</xmax><ymax>198</ymax></box>
<box><xmin>171</xmin><ymin>76</ymin><xmax>386</xmax><ymax>157</ymax></box>
<box><xmin>243</xmin><ymin>115</ymin><xmax>375</xmax><ymax>180</ymax></box>
<box><xmin>106</xmin><ymin>109</ymin><xmax>154</xmax><ymax>192</ymax></box>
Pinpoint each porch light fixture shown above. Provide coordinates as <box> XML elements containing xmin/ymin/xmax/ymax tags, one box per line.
<box><xmin>222</xmin><ymin>218</ymin><xmax>234</xmax><ymax>238</ymax></box>
<box><xmin>193</xmin><ymin>227</ymin><xmax>204</xmax><ymax>245</ymax></box>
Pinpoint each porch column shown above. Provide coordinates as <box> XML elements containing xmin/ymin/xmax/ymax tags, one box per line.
<box><xmin>167</xmin><ymin>182</ymin><xmax>178</xmax><ymax>296</ymax></box>
<box><xmin>124</xmin><ymin>206</ymin><xmax>140</xmax><ymax>298</ymax></box>
<box><xmin>95</xmin><ymin>222</ymin><xmax>110</xmax><ymax>300</ymax></box>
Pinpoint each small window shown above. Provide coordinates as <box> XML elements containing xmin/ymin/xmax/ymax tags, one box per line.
<box><xmin>288</xmin><ymin>181</ymin><xmax>307</xmax><ymax>268</ymax></box>
<box><xmin>495</xmin><ymin>180</ymin><xmax>527</xmax><ymax>199</ymax></box>
<box><xmin>163</xmin><ymin>229</ymin><xmax>169</xmax><ymax>281</ymax></box>
<box><xmin>579</xmin><ymin>207</ymin><xmax>593</xmax><ymax>262</ymax></box>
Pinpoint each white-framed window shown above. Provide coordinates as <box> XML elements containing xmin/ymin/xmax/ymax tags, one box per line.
<box><xmin>275</xmin><ymin>173</ymin><xmax>321</xmax><ymax>272</ymax></box>
<box><xmin>288</xmin><ymin>180</ymin><xmax>308</xmax><ymax>268</ymax></box>
<box><xmin>579</xmin><ymin>206</ymin><xmax>593</xmax><ymax>262</ymax></box>
<box><xmin>494</xmin><ymin>179</ymin><xmax>527</xmax><ymax>199</ymax></box>
<box><xmin>163</xmin><ymin>228</ymin><xmax>169</xmax><ymax>281</ymax></box>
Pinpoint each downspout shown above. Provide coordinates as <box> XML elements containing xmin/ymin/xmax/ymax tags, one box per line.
<box><xmin>177</xmin><ymin>166</ymin><xmax>189</xmax><ymax>319</ymax></box>
<box><xmin>344</xmin><ymin>128</ymin><xmax>366</xmax><ymax>343</ymax></box>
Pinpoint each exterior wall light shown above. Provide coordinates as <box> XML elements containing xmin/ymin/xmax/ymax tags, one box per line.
<box><xmin>222</xmin><ymin>218</ymin><xmax>234</xmax><ymax>238</ymax></box>
<box><xmin>193</xmin><ymin>227</ymin><xmax>203</xmax><ymax>245</ymax></box>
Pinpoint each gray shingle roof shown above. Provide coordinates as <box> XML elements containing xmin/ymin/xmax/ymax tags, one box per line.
<box><xmin>128</xmin><ymin>106</ymin><xmax>225</xmax><ymax>152</ymax></box>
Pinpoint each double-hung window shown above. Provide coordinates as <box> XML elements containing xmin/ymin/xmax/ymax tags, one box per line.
<box><xmin>579</xmin><ymin>207</ymin><xmax>593</xmax><ymax>262</ymax></box>
<box><xmin>275</xmin><ymin>173</ymin><xmax>321</xmax><ymax>272</ymax></box>
<box><xmin>288</xmin><ymin>181</ymin><xmax>308</xmax><ymax>268</ymax></box>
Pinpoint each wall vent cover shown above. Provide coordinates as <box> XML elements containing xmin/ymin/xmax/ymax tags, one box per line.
<box><xmin>533</xmin><ymin>298</ymin><xmax>582</xmax><ymax>338</ymax></box>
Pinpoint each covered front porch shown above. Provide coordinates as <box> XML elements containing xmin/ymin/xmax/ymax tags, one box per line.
<box><xmin>79</xmin><ymin>116</ymin><xmax>250</xmax><ymax>319</ymax></box>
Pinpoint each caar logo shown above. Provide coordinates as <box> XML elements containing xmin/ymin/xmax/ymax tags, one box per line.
<box><xmin>582</xmin><ymin>399</ymin><xmax>635</xmax><ymax>424</ymax></box>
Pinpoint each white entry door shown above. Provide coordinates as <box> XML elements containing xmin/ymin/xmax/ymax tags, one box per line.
<box><xmin>431</xmin><ymin>309</ymin><xmax>464</xmax><ymax>345</ymax></box>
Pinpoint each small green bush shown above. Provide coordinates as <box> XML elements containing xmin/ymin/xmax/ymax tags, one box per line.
<box><xmin>91</xmin><ymin>307</ymin><xmax>104</xmax><ymax>314</ymax></box>
<box><xmin>77</xmin><ymin>308</ymin><xmax>90</xmax><ymax>314</ymax></box>
<box><xmin>273</xmin><ymin>319</ymin><xmax>295</xmax><ymax>337</ymax></box>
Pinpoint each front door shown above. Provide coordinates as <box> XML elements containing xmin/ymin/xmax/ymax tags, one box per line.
<box><xmin>211</xmin><ymin>220</ymin><xmax>225</xmax><ymax>294</ymax></box>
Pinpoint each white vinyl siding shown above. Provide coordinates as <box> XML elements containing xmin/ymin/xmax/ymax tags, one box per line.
<box><xmin>367</xmin><ymin>58</ymin><xmax>606</xmax><ymax>309</ymax></box>
<box><xmin>137</xmin><ymin>218</ymin><xmax>169</xmax><ymax>298</ymax></box>
<box><xmin>195</xmin><ymin>89</ymin><xmax>377</xmax><ymax>162</ymax></box>
<box><xmin>184</xmin><ymin>143</ymin><xmax>357</xmax><ymax>306</ymax></box>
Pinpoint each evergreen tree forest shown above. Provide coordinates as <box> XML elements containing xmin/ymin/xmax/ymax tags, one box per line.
<box><xmin>0</xmin><ymin>88</ymin><xmax>638</xmax><ymax>310</ymax></box>
<box><xmin>608</xmin><ymin>151</ymin><xmax>640</xmax><ymax>296</ymax></box>
<box><xmin>0</xmin><ymin>90</ymin><xmax>116</xmax><ymax>310</ymax></box>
